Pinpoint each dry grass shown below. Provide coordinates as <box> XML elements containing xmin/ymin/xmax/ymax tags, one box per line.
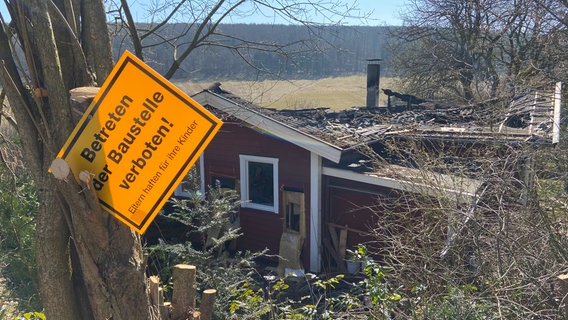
<box><xmin>0</xmin><ymin>276</ymin><xmax>20</xmax><ymax>319</ymax></box>
<box><xmin>174</xmin><ymin>75</ymin><xmax>400</xmax><ymax>111</ymax></box>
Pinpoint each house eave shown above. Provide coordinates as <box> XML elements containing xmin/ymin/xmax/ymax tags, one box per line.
<box><xmin>193</xmin><ymin>91</ymin><xmax>344</xmax><ymax>163</ymax></box>
<box><xmin>322</xmin><ymin>166</ymin><xmax>481</xmax><ymax>203</ymax></box>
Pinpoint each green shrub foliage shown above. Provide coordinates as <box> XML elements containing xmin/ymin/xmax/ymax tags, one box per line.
<box><xmin>0</xmin><ymin>164</ymin><xmax>40</xmax><ymax>312</ymax></box>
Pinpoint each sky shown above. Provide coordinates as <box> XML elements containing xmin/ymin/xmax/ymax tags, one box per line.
<box><xmin>345</xmin><ymin>0</ymin><xmax>409</xmax><ymax>26</ymax></box>
<box><xmin>0</xmin><ymin>0</ymin><xmax>408</xmax><ymax>26</ymax></box>
<box><xmin>220</xmin><ymin>0</ymin><xmax>410</xmax><ymax>26</ymax></box>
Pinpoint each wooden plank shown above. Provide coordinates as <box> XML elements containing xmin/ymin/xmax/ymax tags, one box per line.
<box><xmin>327</xmin><ymin>223</ymin><xmax>339</xmax><ymax>252</ymax></box>
<box><xmin>338</xmin><ymin>228</ymin><xmax>348</xmax><ymax>262</ymax></box>
<box><xmin>323</xmin><ymin>238</ymin><xmax>346</xmax><ymax>272</ymax></box>
<box><xmin>277</xmin><ymin>231</ymin><xmax>304</xmax><ymax>276</ymax></box>
<box><xmin>328</xmin><ymin>222</ymin><xmax>367</xmax><ymax>235</ymax></box>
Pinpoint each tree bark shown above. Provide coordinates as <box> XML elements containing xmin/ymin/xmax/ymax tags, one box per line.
<box><xmin>28</xmin><ymin>0</ymin><xmax>74</xmax><ymax>148</ymax></box>
<box><xmin>1</xmin><ymin>1</ymin><xmax>155</xmax><ymax>318</ymax></box>
<box><xmin>36</xmin><ymin>183</ymin><xmax>84</xmax><ymax>319</ymax></box>
<box><xmin>81</xmin><ymin>0</ymin><xmax>114</xmax><ymax>83</ymax></box>
<box><xmin>1</xmin><ymin>12</ymin><xmax>82</xmax><ymax>318</ymax></box>
<box><xmin>49</xmin><ymin>155</ymin><xmax>155</xmax><ymax>319</ymax></box>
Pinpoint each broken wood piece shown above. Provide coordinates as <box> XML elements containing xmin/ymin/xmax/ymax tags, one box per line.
<box><xmin>79</xmin><ymin>170</ymin><xmax>93</xmax><ymax>186</ymax></box>
<box><xmin>171</xmin><ymin>264</ymin><xmax>197</xmax><ymax>320</ymax></box>
<box><xmin>69</xmin><ymin>86</ymin><xmax>99</xmax><ymax>123</ymax></box>
<box><xmin>338</xmin><ymin>228</ymin><xmax>348</xmax><ymax>262</ymax></box>
<box><xmin>322</xmin><ymin>238</ymin><xmax>346</xmax><ymax>272</ymax></box>
<box><xmin>328</xmin><ymin>222</ymin><xmax>367</xmax><ymax>236</ymax></box>
<box><xmin>158</xmin><ymin>287</ymin><xmax>165</xmax><ymax>306</ymax></box>
<box><xmin>199</xmin><ymin>289</ymin><xmax>217</xmax><ymax>320</ymax></box>
<box><xmin>50</xmin><ymin>159</ymin><xmax>98</xmax><ymax>207</ymax></box>
<box><xmin>148</xmin><ymin>275</ymin><xmax>161</xmax><ymax>308</ymax></box>
<box><xmin>276</xmin><ymin>231</ymin><xmax>304</xmax><ymax>276</ymax></box>
<box><xmin>328</xmin><ymin>223</ymin><xmax>340</xmax><ymax>252</ymax></box>
<box><xmin>69</xmin><ymin>86</ymin><xmax>99</xmax><ymax>104</ymax></box>
<box><xmin>148</xmin><ymin>275</ymin><xmax>168</xmax><ymax>319</ymax></box>
<box><xmin>50</xmin><ymin>158</ymin><xmax>70</xmax><ymax>180</ymax></box>
<box><xmin>78</xmin><ymin>169</ymin><xmax>104</xmax><ymax>212</ymax></box>
<box><xmin>33</xmin><ymin>87</ymin><xmax>48</xmax><ymax>98</ymax></box>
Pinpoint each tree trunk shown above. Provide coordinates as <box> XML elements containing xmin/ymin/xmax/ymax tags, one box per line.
<box><xmin>0</xmin><ymin>1</ymin><xmax>156</xmax><ymax>318</ymax></box>
<box><xmin>59</xmin><ymin>169</ymin><xmax>150</xmax><ymax>319</ymax></box>
<box><xmin>81</xmin><ymin>0</ymin><xmax>114</xmax><ymax>82</ymax></box>
<box><xmin>36</xmin><ymin>184</ymin><xmax>84</xmax><ymax>319</ymax></box>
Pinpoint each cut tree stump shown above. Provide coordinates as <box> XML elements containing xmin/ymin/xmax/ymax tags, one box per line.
<box><xmin>171</xmin><ymin>264</ymin><xmax>197</xmax><ymax>320</ymax></box>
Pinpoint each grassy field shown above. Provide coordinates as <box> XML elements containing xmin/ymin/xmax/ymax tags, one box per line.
<box><xmin>174</xmin><ymin>75</ymin><xmax>400</xmax><ymax>111</ymax></box>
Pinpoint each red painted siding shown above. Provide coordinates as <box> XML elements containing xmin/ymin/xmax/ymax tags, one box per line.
<box><xmin>203</xmin><ymin>122</ymin><xmax>313</xmax><ymax>267</ymax></box>
<box><xmin>323</xmin><ymin>177</ymin><xmax>398</xmax><ymax>259</ymax></box>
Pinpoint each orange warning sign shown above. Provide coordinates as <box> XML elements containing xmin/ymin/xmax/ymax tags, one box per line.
<box><xmin>57</xmin><ymin>51</ymin><xmax>222</xmax><ymax>233</ymax></box>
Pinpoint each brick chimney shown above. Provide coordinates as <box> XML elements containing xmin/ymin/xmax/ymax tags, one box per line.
<box><xmin>366</xmin><ymin>59</ymin><xmax>382</xmax><ymax>108</ymax></box>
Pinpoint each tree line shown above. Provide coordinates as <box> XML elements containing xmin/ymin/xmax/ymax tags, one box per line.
<box><xmin>111</xmin><ymin>24</ymin><xmax>397</xmax><ymax>81</ymax></box>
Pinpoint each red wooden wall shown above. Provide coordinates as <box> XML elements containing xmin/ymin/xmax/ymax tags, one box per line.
<box><xmin>203</xmin><ymin>121</ymin><xmax>313</xmax><ymax>267</ymax></box>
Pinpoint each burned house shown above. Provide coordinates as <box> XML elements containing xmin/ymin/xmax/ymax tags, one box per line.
<box><xmin>189</xmin><ymin>79</ymin><xmax>562</xmax><ymax>274</ymax></box>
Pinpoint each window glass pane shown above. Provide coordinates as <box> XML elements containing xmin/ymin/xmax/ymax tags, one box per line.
<box><xmin>211</xmin><ymin>176</ymin><xmax>236</xmax><ymax>190</ymax></box>
<box><xmin>248</xmin><ymin>161</ymin><xmax>274</xmax><ymax>206</ymax></box>
<box><xmin>286</xmin><ymin>202</ymin><xmax>301</xmax><ymax>232</ymax></box>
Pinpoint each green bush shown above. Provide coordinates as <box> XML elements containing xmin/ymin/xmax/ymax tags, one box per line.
<box><xmin>0</xmin><ymin>165</ymin><xmax>40</xmax><ymax>312</ymax></box>
<box><xmin>145</xmin><ymin>184</ymin><xmax>262</xmax><ymax>318</ymax></box>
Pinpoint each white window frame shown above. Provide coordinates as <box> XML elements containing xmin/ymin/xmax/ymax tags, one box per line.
<box><xmin>239</xmin><ymin>155</ymin><xmax>279</xmax><ymax>213</ymax></box>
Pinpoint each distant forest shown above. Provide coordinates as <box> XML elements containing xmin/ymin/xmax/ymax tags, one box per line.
<box><xmin>111</xmin><ymin>24</ymin><xmax>398</xmax><ymax>81</ymax></box>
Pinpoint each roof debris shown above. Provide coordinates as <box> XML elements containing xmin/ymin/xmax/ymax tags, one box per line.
<box><xmin>204</xmin><ymin>85</ymin><xmax>560</xmax><ymax>150</ymax></box>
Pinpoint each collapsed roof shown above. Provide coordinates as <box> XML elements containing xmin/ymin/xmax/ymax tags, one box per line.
<box><xmin>193</xmin><ymin>83</ymin><xmax>561</xmax><ymax>198</ymax></box>
<box><xmin>198</xmin><ymin>83</ymin><xmax>562</xmax><ymax>151</ymax></box>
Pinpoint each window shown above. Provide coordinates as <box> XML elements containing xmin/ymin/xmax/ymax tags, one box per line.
<box><xmin>211</xmin><ymin>175</ymin><xmax>236</xmax><ymax>191</ymax></box>
<box><xmin>240</xmin><ymin>155</ymin><xmax>279</xmax><ymax>213</ymax></box>
<box><xmin>286</xmin><ymin>202</ymin><xmax>301</xmax><ymax>232</ymax></box>
<box><xmin>283</xmin><ymin>189</ymin><xmax>305</xmax><ymax>235</ymax></box>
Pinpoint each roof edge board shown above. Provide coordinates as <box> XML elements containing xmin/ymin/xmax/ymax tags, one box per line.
<box><xmin>322</xmin><ymin>166</ymin><xmax>480</xmax><ymax>202</ymax></box>
<box><xmin>193</xmin><ymin>91</ymin><xmax>343</xmax><ymax>163</ymax></box>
